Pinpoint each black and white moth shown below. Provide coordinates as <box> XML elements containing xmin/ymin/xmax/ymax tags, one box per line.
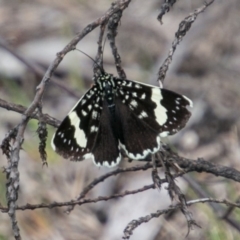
<box><xmin>51</xmin><ymin>72</ymin><xmax>192</xmax><ymax>167</ymax></box>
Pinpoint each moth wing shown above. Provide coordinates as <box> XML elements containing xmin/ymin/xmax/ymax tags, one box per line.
<box><xmin>51</xmin><ymin>85</ymin><xmax>102</xmax><ymax>161</ymax></box>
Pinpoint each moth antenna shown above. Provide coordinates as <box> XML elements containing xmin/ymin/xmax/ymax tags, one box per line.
<box><xmin>75</xmin><ymin>48</ymin><xmax>105</xmax><ymax>74</ymax></box>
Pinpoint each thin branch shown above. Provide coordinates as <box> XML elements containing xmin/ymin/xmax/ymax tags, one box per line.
<box><xmin>184</xmin><ymin>175</ymin><xmax>240</xmax><ymax>233</ymax></box>
<box><xmin>66</xmin><ymin>162</ymin><xmax>154</xmax><ymax>213</ymax></box>
<box><xmin>157</xmin><ymin>0</ymin><xmax>178</xmax><ymax>23</ymax></box>
<box><xmin>0</xmin><ymin>98</ymin><xmax>60</xmax><ymax>128</ymax></box>
<box><xmin>6</xmin><ymin>119</ymin><xmax>27</xmax><ymax>240</ymax></box>
<box><xmin>158</xmin><ymin>0</ymin><xmax>215</xmax><ymax>84</ymax></box>
<box><xmin>123</xmin><ymin>197</ymin><xmax>240</xmax><ymax>239</ymax></box>
<box><xmin>0</xmin><ymin>183</ymin><xmax>155</xmax><ymax>212</ymax></box>
<box><xmin>1</xmin><ymin>153</ymin><xmax>240</xmax><ymax>213</ymax></box>
<box><xmin>37</xmin><ymin>120</ymin><xmax>48</xmax><ymax>166</ymax></box>
<box><xmin>94</xmin><ymin>23</ymin><xmax>107</xmax><ymax>74</ymax></box>
<box><xmin>158</xmin><ymin>152</ymin><xmax>198</xmax><ymax>235</ymax></box>
<box><xmin>161</xmin><ymin>145</ymin><xmax>240</xmax><ymax>183</ymax></box>
<box><xmin>107</xmin><ymin>10</ymin><xmax>126</xmax><ymax>79</ymax></box>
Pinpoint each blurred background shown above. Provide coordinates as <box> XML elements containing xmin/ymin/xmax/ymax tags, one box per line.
<box><xmin>1</xmin><ymin>0</ymin><xmax>240</xmax><ymax>239</ymax></box>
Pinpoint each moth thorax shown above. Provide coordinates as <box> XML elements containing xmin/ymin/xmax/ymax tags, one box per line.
<box><xmin>104</xmin><ymin>80</ymin><xmax>115</xmax><ymax>107</ymax></box>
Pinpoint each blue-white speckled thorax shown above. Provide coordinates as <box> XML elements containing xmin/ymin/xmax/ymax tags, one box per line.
<box><xmin>96</xmin><ymin>73</ymin><xmax>116</xmax><ymax>108</ymax></box>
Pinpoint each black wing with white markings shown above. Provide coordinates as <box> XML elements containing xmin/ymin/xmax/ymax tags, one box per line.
<box><xmin>52</xmin><ymin>72</ymin><xmax>193</xmax><ymax>167</ymax></box>
<box><xmin>51</xmin><ymin>85</ymin><xmax>103</xmax><ymax>161</ymax></box>
<box><xmin>114</xmin><ymin>78</ymin><xmax>192</xmax><ymax>159</ymax></box>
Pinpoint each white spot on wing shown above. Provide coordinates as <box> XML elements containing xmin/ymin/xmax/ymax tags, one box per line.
<box><xmin>140</xmin><ymin>93</ymin><xmax>146</xmax><ymax>100</ymax></box>
<box><xmin>130</xmin><ymin>100</ymin><xmax>138</xmax><ymax>108</ymax></box>
<box><xmin>82</xmin><ymin>110</ymin><xmax>87</xmax><ymax>116</ymax></box>
<box><xmin>119</xmin><ymin>137</ymin><xmax>161</xmax><ymax>160</ymax></box>
<box><xmin>151</xmin><ymin>88</ymin><xmax>168</xmax><ymax>126</ymax></box>
<box><xmin>69</xmin><ymin>112</ymin><xmax>87</xmax><ymax>148</ymax></box>
<box><xmin>92</xmin><ymin>111</ymin><xmax>98</xmax><ymax>119</ymax></box>
<box><xmin>82</xmin><ymin>153</ymin><xmax>93</xmax><ymax>160</ymax></box>
<box><xmin>160</xmin><ymin>131</ymin><xmax>169</xmax><ymax>137</ymax></box>
<box><xmin>183</xmin><ymin>95</ymin><xmax>193</xmax><ymax>108</ymax></box>
<box><xmin>91</xmin><ymin>125</ymin><xmax>99</xmax><ymax>132</ymax></box>
<box><xmin>51</xmin><ymin>133</ymin><xmax>56</xmax><ymax>151</ymax></box>
<box><xmin>92</xmin><ymin>154</ymin><xmax>122</xmax><ymax>167</ymax></box>
<box><xmin>138</xmin><ymin>111</ymin><xmax>148</xmax><ymax>119</ymax></box>
<box><xmin>81</xmin><ymin>99</ymin><xmax>86</xmax><ymax>105</ymax></box>
<box><xmin>68</xmin><ymin>88</ymin><xmax>94</xmax><ymax>113</ymax></box>
<box><xmin>86</xmin><ymin>94</ymin><xmax>92</xmax><ymax>99</ymax></box>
